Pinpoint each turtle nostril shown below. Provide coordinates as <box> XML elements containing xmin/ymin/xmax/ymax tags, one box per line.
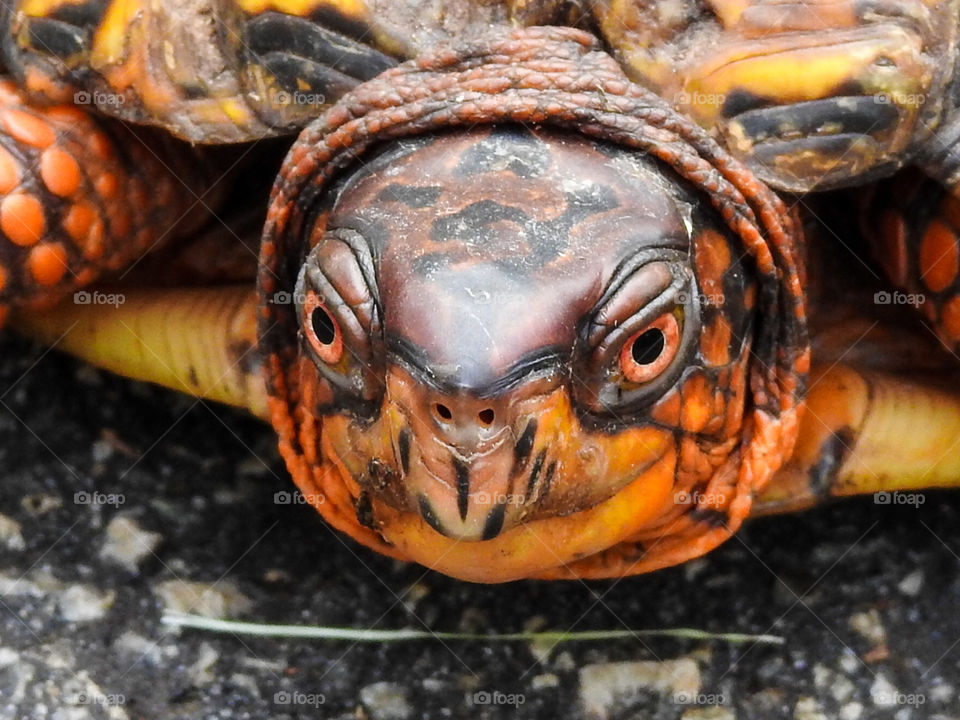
<box><xmin>477</xmin><ymin>408</ymin><xmax>495</xmax><ymax>426</ymax></box>
<box><xmin>434</xmin><ymin>403</ymin><xmax>453</xmax><ymax>421</ymax></box>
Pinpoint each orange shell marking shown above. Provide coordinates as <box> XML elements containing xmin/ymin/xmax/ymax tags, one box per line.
<box><xmin>0</xmin><ymin>147</ymin><xmax>19</xmax><ymax>194</ymax></box>
<box><xmin>1</xmin><ymin>109</ymin><xmax>55</xmax><ymax>148</ymax></box>
<box><xmin>27</xmin><ymin>242</ymin><xmax>68</xmax><ymax>286</ymax></box>
<box><xmin>40</xmin><ymin>147</ymin><xmax>81</xmax><ymax>197</ymax></box>
<box><xmin>919</xmin><ymin>220</ymin><xmax>959</xmax><ymax>293</ymax></box>
<box><xmin>1</xmin><ymin>193</ymin><xmax>45</xmax><ymax>246</ymax></box>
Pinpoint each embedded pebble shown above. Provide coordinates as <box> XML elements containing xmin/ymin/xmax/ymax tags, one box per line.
<box><xmin>531</xmin><ymin>673</ymin><xmax>559</xmax><ymax>690</ymax></box>
<box><xmin>839</xmin><ymin>702</ymin><xmax>863</xmax><ymax>719</ymax></box>
<box><xmin>870</xmin><ymin>673</ymin><xmax>899</xmax><ymax>706</ymax></box>
<box><xmin>898</xmin><ymin>570</ymin><xmax>924</xmax><ymax>597</ymax></box>
<box><xmin>0</xmin><ymin>514</ymin><xmax>25</xmax><ymax>551</ymax></box>
<box><xmin>579</xmin><ymin>658</ymin><xmax>700</xmax><ymax>719</ymax></box>
<box><xmin>849</xmin><ymin>609</ymin><xmax>887</xmax><ymax>647</ymax></box>
<box><xmin>99</xmin><ymin>515</ymin><xmax>162</xmax><ymax>572</ymax></box>
<box><xmin>57</xmin><ymin>585</ymin><xmax>114</xmax><ymax>623</ymax></box>
<box><xmin>794</xmin><ymin>697</ymin><xmax>828</xmax><ymax>720</ymax></box>
<box><xmin>681</xmin><ymin>708</ymin><xmax>736</xmax><ymax>720</ymax></box>
<box><xmin>359</xmin><ymin>681</ymin><xmax>412</xmax><ymax>720</ymax></box>
<box><xmin>188</xmin><ymin>642</ymin><xmax>219</xmax><ymax>686</ymax></box>
<box><xmin>153</xmin><ymin>579</ymin><xmax>252</xmax><ymax>619</ymax></box>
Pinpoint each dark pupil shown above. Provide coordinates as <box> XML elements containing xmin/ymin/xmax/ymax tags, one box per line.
<box><xmin>631</xmin><ymin>328</ymin><xmax>665</xmax><ymax>365</ymax></box>
<box><xmin>311</xmin><ymin>306</ymin><xmax>336</xmax><ymax>345</ymax></box>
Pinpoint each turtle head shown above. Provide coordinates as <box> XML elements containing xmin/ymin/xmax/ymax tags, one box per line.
<box><xmin>259</xmin><ymin>27</ymin><xmax>807</xmax><ymax>581</ymax></box>
<box><xmin>287</xmin><ymin>127</ymin><xmax>753</xmax><ymax>568</ymax></box>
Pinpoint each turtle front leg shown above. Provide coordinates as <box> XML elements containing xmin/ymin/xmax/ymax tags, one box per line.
<box><xmin>756</xmin><ymin>363</ymin><xmax>960</xmax><ymax>514</ymax></box>
<box><xmin>0</xmin><ymin>79</ymin><xmax>214</xmax><ymax>324</ymax></box>
<box><xmin>11</xmin><ymin>284</ymin><xmax>267</xmax><ymax>419</ymax></box>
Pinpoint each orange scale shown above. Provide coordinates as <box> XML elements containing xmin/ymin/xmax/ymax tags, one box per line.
<box><xmin>2</xmin><ymin>109</ymin><xmax>55</xmax><ymax>148</ymax></box>
<box><xmin>919</xmin><ymin>220</ymin><xmax>959</xmax><ymax>293</ymax></box>
<box><xmin>0</xmin><ymin>146</ymin><xmax>20</xmax><ymax>194</ymax></box>
<box><xmin>940</xmin><ymin>296</ymin><xmax>960</xmax><ymax>345</ymax></box>
<box><xmin>680</xmin><ymin>374</ymin><xmax>713</xmax><ymax>433</ymax></box>
<box><xmin>693</xmin><ymin>228</ymin><xmax>731</xmax><ymax>298</ymax></box>
<box><xmin>88</xmin><ymin>132</ymin><xmax>113</xmax><ymax>161</ymax></box>
<box><xmin>110</xmin><ymin>208</ymin><xmax>131</xmax><ymax>238</ymax></box>
<box><xmin>62</xmin><ymin>202</ymin><xmax>97</xmax><ymax>243</ymax></box>
<box><xmin>74</xmin><ymin>267</ymin><xmax>98</xmax><ymax>285</ymax></box>
<box><xmin>82</xmin><ymin>218</ymin><xmax>105</xmax><ymax>260</ymax></box>
<box><xmin>43</xmin><ymin>106</ymin><xmax>89</xmax><ymax>125</ymax></box>
<box><xmin>699</xmin><ymin>316</ymin><xmax>732</xmax><ymax>367</ymax></box>
<box><xmin>0</xmin><ymin>262</ymin><xmax>6</xmax><ymax>292</ymax></box>
<box><xmin>0</xmin><ymin>80</ymin><xmax>21</xmax><ymax>102</ymax></box>
<box><xmin>27</xmin><ymin>243</ymin><xmax>68</xmax><ymax>286</ymax></box>
<box><xmin>1</xmin><ymin>193</ymin><xmax>45</xmax><ymax>246</ymax></box>
<box><xmin>651</xmin><ymin>387</ymin><xmax>682</xmax><ymax>426</ymax></box>
<box><xmin>95</xmin><ymin>172</ymin><xmax>117</xmax><ymax>199</ymax></box>
<box><xmin>40</xmin><ymin>147</ymin><xmax>81</xmax><ymax>197</ymax></box>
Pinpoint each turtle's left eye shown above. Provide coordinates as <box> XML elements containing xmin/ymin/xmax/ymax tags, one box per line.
<box><xmin>573</xmin><ymin>258</ymin><xmax>698</xmax><ymax>418</ymax></box>
<box><xmin>303</xmin><ymin>291</ymin><xmax>343</xmax><ymax>364</ymax></box>
<box><xmin>619</xmin><ymin>314</ymin><xmax>680</xmax><ymax>383</ymax></box>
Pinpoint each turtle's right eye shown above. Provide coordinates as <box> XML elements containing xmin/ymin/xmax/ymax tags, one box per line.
<box><xmin>292</xmin><ymin>229</ymin><xmax>384</xmax><ymax>414</ymax></box>
<box><xmin>303</xmin><ymin>290</ymin><xmax>343</xmax><ymax>364</ymax></box>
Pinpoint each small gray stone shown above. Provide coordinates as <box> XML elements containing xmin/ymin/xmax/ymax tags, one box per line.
<box><xmin>795</xmin><ymin>697</ymin><xmax>828</xmax><ymax>720</ymax></box>
<box><xmin>360</xmin><ymin>681</ymin><xmax>412</xmax><ymax>720</ymax></box>
<box><xmin>0</xmin><ymin>514</ymin><xmax>25</xmax><ymax>551</ymax></box>
<box><xmin>99</xmin><ymin>516</ymin><xmax>162</xmax><ymax>572</ymax></box>
<box><xmin>849</xmin><ymin>609</ymin><xmax>887</xmax><ymax>647</ymax></box>
<box><xmin>579</xmin><ymin>658</ymin><xmax>700</xmax><ymax>719</ymax></box>
<box><xmin>153</xmin><ymin>579</ymin><xmax>252</xmax><ymax>619</ymax></box>
<box><xmin>57</xmin><ymin>585</ymin><xmax>114</xmax><ymax>623</ymax></box>
<box><xmin>898</xmin><ymin>570</ymin><xmax>924</xmax><ymax>597</ymax></box>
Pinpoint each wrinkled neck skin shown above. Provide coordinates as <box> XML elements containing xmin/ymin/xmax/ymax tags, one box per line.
<box><xmin>289</xmin><ymin>127</ymin><xmax>758</xmax><ymax>582</ymax></box>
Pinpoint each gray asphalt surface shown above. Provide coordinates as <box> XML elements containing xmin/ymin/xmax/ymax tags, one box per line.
<box><xmin>1</xmin><ymin>332</ymin><xmax>959</xmax><ymax>719</ymax></box>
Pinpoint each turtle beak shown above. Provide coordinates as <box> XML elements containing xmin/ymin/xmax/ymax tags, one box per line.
<box><xmin>386</xmin><ymin>365</ymin><xmax>562</xmax><ymax>541</ymax></box>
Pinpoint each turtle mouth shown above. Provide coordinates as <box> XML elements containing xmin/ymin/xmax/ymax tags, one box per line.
<box><xmin>407</xmin><ymin>419</ymin><xmax>557</xmax><ymax>541</ymax></box>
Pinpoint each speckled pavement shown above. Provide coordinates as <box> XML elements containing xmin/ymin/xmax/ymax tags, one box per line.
<box><xmin>1</xmin><ymin>332</ymin><xmax>959</xmax><ymax>720</ymax></box>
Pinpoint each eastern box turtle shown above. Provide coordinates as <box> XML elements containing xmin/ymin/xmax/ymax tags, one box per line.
<box><xmin>3</xmin><ymin>1</ymin><xmax>960</xmax><ymax>582</ymax></box>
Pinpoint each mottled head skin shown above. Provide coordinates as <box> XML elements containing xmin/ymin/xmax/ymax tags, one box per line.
<box><xmin>291</xmin><ymin>126</ymin><xmax>754</xmax><ymax>555</ymax></box>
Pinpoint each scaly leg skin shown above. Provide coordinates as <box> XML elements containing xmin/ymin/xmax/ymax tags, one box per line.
<box><xmin>11</xmin><ymin>285</ymin><xmax>267</xmax><ymax>419</ymax></box>
<box><xmin>0</xmin><ymin>78</ymin><xmax>214</xmax><ymax>325</ymax></box>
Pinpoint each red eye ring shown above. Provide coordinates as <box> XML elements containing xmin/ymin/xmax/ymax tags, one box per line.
<box><xmin>619</xmin><ymin>313</ymin><xmax>680</xmax><ymax>383</ymax></box>
<box><xmin>303</xmin><ymin>291</ymin><xmax>343</xmax><ymax>364</ymax></box>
